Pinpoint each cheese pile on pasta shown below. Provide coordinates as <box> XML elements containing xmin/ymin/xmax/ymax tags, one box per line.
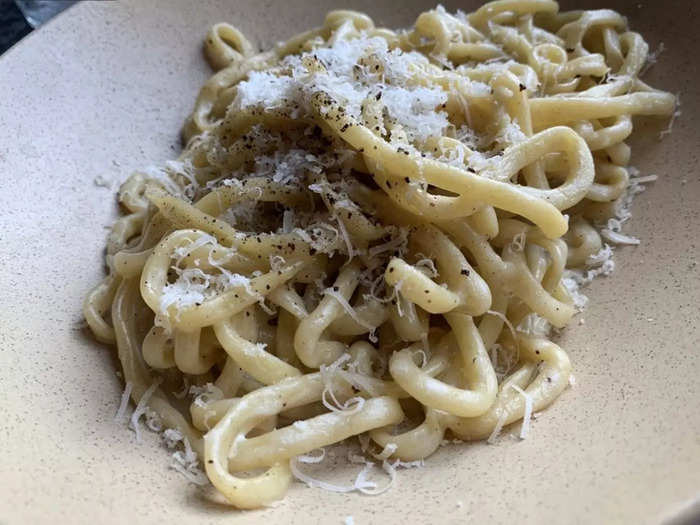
<box><xmin>84</xmin><ymin>1</ymin><xmax>675</xmax><ymax>508</ymax></box>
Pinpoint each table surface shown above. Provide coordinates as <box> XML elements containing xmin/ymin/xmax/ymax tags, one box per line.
<box><xmin>0</xmin><ymin>1</ymin><xmax>698</xmax><ymax>524</ymax></box>
<box><xmin>0</xmin><ymin>0</ymin><xmax>32</xmax><ymax>54</ymax></box>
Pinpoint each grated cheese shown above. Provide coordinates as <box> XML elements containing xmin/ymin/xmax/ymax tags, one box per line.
<box><xmin>354</xmin><ymin>462</ymin><xmax>390</xmax><ymax>495</ymax></box>
<box><xmin>162</xmin><ymin>428</ymin><xmax>184</xmax><ymax>449</ymax></box>
<box><xmin>129</xmin><ymin>378</ymin><xmax>162</xmax><ymax>443</ymax></box>
<box><xmin>234</xmin><ymin>36</ymin><xmax>450</xmax><ymax>143</ymax></box>
<box><xmin>190</xmin><ymin>382</ymin><xmax>224</xmax><ymax>408</ymax></box>
<box><xmin>640</xmin><ymin>41</ymin><xmax>665</xmax><ymax>76</ymax></box>
<box><xmin>516</xmin><ymin>313</ymin><xmax>551</xmax><ymax>337</ymax></box>
<box><xmin>298</xmin><ymin>448</ymin><xmax>327</xmax><ymax>464</ymax></box>
<box><xmin>336</xmin><ymin>214</ymin><xmax>356</xmax><ymax>259</ymax></box>
<box><xmin>510</xmin><ymin>232</ymin><xmax>526</xmax><ymax>252</ymax></box>
<box><xmin>413</xmin><ymin>349</ymin><xmax>428</xmax><ymax>368</ymax></box>
<box><xmin>114</xmin><ymin>381</ymin><xmax>133</xmax><ymax>423</ymax></box>
<box><xmin>161</xmin><ymin>427</ymin><xmax>209</xmax><ymax>485</ymax></box>
<box><xmin>289</xmin><ymin>436</ymin><xmax>422</xmax><ymax>497</ymax></box>
<box><xmin>586</xmin><ymin>244</ymin><xmax>613</xmax><ymax>266</ymax></box>
<box><xmin>591</xmin><ymin>169</ymin><xmax>658</xmax><ymax>250</ymax></box>
<box><xmin>141</xmin><ymin>160</ymin><xmax>199</xmax><ymax>201</ymax></box>
<box><xmin>367</xmin><ymin>228</ymin><xmax>409</xmax><ymax>259</ymax></box>
<box><xmin>487</xmin><ymin>410</ymin><xmax>508</xmax><ymax>444</ymax></box>
<box><xmin>562</xmin><ymin>276</ymin><xmax>589</xmax><ymax>311</ymax></box>
<box><xmin>290</xmin><ymin>457</ymin><xmax>373</xmax><ymax>494</ymax></box>
<box><xmin>370</xmin><ymin>458</ymin><xmax>423</xmax><ymax>495</ymax></box>
<box><xmin>413</xmin><ymin>257</ymin><xmax>439</xmax><ymax>278</ymax></box>
<box><xmin>486</xmin><ymin>310</ymin><xmax>518</xmax><ymax>346</ymax></box>
<box><xmin>336</xmin><ymin>370</ymin><xmax>381</xmax><ymax>397</ymax></box>
<box><xmin>171</xmin><ymin>437</ymin><xmax>209</xmax><ymax>486</ymax></box>
<box><xmin>322</xmin><ymin>288</ymin><xmax>375</xmax><ymax>333</ymax></box>
<box><xmin>659</xmin><ymin>95</ymin><xmax>681</xmax><ymax>140</ymax></box>
<box><xmin>510</xmin><ymin>385</ymin><xmax>533</xmax><ymax>439</ymax></box>
<box><xmin>320</xmin><ymin>354</ymin><xmax>367</xmax><ymax>413</ymax></box>
<box><xmin>600</xmin><ymin>229</ymin><xmax>640</xmax><ymax>245</ymax></box>
<box><xmin>371</xmin><ymin>443</ymin><xmax>398</xmax><ymax>461</ymax></box>
<box><xmin>144</xmin><ymin>408</ymin><xmax>163</xmax><ymax>432</ymax></box>
<box><xmin>562</xmin><ymin>244</ymin><xmax>617</xmax><ymax>311</ymax></box>
<box><xmin>160</xmin><ymin>242</ymin><xmax>255</xmax><ymax>314</ymax></box>
<box><xmin>172</xmin><ymin>233</ymin><xmax>217</xmax><ymax>266</ymax></box>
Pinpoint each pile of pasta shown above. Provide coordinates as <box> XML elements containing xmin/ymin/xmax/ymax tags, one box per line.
<box><xmin>84</xmin><ymin>1</ymin><xmax>675</xmax><ymax>508</ymax></box>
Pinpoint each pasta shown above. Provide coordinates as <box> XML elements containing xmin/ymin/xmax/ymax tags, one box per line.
<box><xmin>84</xmin><ymin>1</ymin><xmax>675</xmax><ymax>508</ymax></box>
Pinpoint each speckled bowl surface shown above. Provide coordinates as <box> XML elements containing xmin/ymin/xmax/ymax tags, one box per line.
<box><xmin>0</xmin><ymin>1</ymin><xmax>698</xmax><ymax>524</ymax></box>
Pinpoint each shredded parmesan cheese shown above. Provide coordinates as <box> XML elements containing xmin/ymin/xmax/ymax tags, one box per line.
<box><xmin>190</xmin><ymin>382</ymin><xmax>224</xmax><ymax>408</ymax></box>
<box><xmin>510</xmin><ymin>385</ymin><xmax>533</xmax><ymax>439</ymax></box>
<box><xmin>319</xmin><ymin>354</ymin><xmax>367</xmax><ymax>413</ymax></box>
<box><xmin>510</xmin><ymin>232</ymin><xmax>526</xmax><ymax>252</ymax></box>
<box><xmin>290</xmin><ymin>457</ymin><xmax>373</xmax><ymax>494</ymax></box>
<box><xmin>298</xmin><ymin>448</ymin><xmax>327</xmax><ymax>464</ymax></box>
<box><xmin>114</xmin><ymin>381</ymin><xmax>133</xmax><ymax>423</ymax></box>
<box><xmin>640</xmin><ymin>41</ymin><xmax>665</xmax><ymax>76</ymax></box>
<box><xmin>371</xmin><ymin>443</ymin><xmax>398</xmax><ymax>461</ymax></box>
<box><xmin>171</xmin><ymin>437</ymin><xmax>208</xmax><ymax>486</ymax></box>
<box><xmin>414</xmin><ymin>257</ymin><xmax>439</xmax><ymax>278</ymax></box>
<box><xmin>144</xmin><ymin>408</ymin><xmax>163</xmax><ymax>432</ymax></box>
<box><xmin>600</xmin><ymin>228</ymin><xmax>640</xmax><ymax>245</ymax></box>
<box><xmin>486</xmin><ymin>310</ymin><xmax>518</xmax><ymax>346</ymax></box>
<box><xmin>487</xmin><ymin>410</ymin><xmax>508</xmax><ymax>444</ymax></box>
<box><xmin>234</xmin><ymin>36</ymin><xmax>450</xmax><ymax>143</ymax></box>
<box><xmin>516</xmin><ymin>313</ymin><xmax>551</xmax><ymax>337</ymax></box>
<box><xmin>162</xmin><ymin>428</ymin><xmax>184</xmax><ymax>449</ymax></box>
<box><xmin>322</xmin><ymin>288</ymin><xmax>375</xmax><ymax>332</ymax></box>
<box><xmin>129</xmin><ymin>378</ymin><xmax>162</xmax><ymax>442</ymax></box>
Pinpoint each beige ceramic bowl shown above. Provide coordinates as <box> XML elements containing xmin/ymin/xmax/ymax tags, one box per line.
<box><xmin>0</xmin><ymin>1</ymin><xmax>698</xmax><ymax>523</ymax></box>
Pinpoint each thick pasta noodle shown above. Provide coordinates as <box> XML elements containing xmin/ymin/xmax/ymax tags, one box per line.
<box><xmin>84</xmin><ymin>1</ymin><xmax>675</xmax><ymax>508</ymax></box>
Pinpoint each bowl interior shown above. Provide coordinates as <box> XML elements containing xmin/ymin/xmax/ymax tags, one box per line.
<box><xmin>0</xmin><ymin>1</ymin><xmax>698</xmax><ymax>523</ymax></box>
